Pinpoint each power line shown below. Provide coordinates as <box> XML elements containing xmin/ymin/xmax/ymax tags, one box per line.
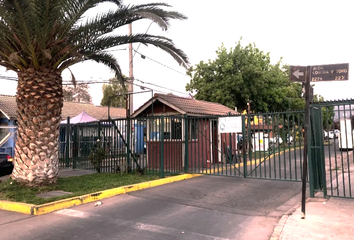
<box><xmin>134</xmin><ymin>78</ymin><xmax>189</xmax><ymax>96</ymax></box>
<box><xmin>133</xmin><ymin>22</ymin><xmax>154</xmax><ymax>58</ymax></box>
<box><xmin>64</xmin><ymin>77</ymin><xmax>190</xmax><ymax>96</ymax></box>
<box><xmin>0</xmin><ymin>73</ymin><xmax>190</xmax><ymax>96</ymax></box>
<box><xmin>103</xmin><ymin>48</ymin><xmax>127</xmax><ymax>52</ymax></box>
<box><xmin>133</xmin><ymin>49</ymin><xmax>188</xmax><ymax>76</ymax></box>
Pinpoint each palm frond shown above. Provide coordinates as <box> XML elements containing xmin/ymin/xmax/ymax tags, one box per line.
<box><xmin>83</xmin><ymin>52</ymin><xmax>126</xmax><ymax>88</ymax></box>
<box><xmin>70</xmin><ymin>3</ymin><xmax>187</xmax><ymax>43</ymax></box>
<box><xmin>82</xmin><ymin>34</ymin><xmax>189</xmax><ymax>68</ymax></box>
<box><xmin>0</xmin><ymin>0</ymin><xmax>188</xmax><ymax>79</ymax></box>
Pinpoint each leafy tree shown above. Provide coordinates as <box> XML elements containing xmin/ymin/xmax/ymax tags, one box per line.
<box><xmin>101</xmin><ymin>78</ymin><xmax>127</xmax><ymax>108</ymax></box>
<box><xmin>313</xmin><ymin>95</ymin><xmax>335</xmax><ymax>131</ymax></box>
<box><xmin>63</xmin><ymin>84</ymin><xmax>92</xmax><ymax>103</ymax></box>
<box><xmin>186</xmin><ymin>41</ymin><xmax>305</xmax><ymax>113</ymax></box>
<box><xmin>0</xmin><ymin>1</ymin><xmax>189</xmax><ymax>186</ymax></box>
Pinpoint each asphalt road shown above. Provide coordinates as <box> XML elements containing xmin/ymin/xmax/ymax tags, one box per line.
<box><xmin>0</xmin><ymin>175</ymin><xmax>302</xmax><ymax>240</ymax></box>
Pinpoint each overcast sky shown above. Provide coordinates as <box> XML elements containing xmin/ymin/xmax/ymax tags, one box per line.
<box><xmin>1</xmin><ymin>0</ymin><xmax>354</xmax><ymax>110</ymax></box>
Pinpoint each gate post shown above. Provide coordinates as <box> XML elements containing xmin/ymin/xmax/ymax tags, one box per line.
<box><xmin>65</xmin><ymin>117</ymin><xmax>70</xmax><ymax>168</ymax></box>
<box><xmin>241</xmin><ymin>115</ymin><xmax>247</xmax><ymax>177</ymax></box>
<box><xmin>72</xmin><ymin>124</ymin><xmax>78</xmax><ymax>169</ymax></box>
<box><xmin>309</xmin><ymin>106</ymin><xmax>327</xmax><ymax>198</ymax></box>
<box><xmin>184</xmin><ymin>114</ymin><xmax>189</xmax><ymax>173</ymax></box>
<box><xmin>126</xmin><ymin>118</ymin><xmax>131</xmax><ymax>171</ymax></box>
<box><xmin>98</xmin><ymin>121</ymin><xmax>102</xmax><ymax>172</ymax></box>
<box><xmin>159</xmin><ymin>116</ymin><xmax>165</xmax><ymax>178</ymax></box>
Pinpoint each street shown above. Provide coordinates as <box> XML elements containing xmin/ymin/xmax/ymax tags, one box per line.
<box><xmin>0</xmin><ymin>175</ymin><xmax>302</xmax><ymax>240</ymax></box>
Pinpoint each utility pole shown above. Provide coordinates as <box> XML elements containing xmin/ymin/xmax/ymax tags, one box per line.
<box><xmin>128</xmin><ymin>23</ymin><xmax>134</xmax><ymax>117</ymax></box>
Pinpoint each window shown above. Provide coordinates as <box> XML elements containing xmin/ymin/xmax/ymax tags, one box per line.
<box><xmin>148</xmin><ymin>117</ymin><xmax>182</xmax><ymax>140</ymax></box>
<box><xmin>0</xmin><ymin>121</ymin><xmax>9</xmax><ymax>142</ymax></box>
<box><xmin>189</xmin><ymin>120</ymin><xmax>198</xmax><ymax>140</ymax></box>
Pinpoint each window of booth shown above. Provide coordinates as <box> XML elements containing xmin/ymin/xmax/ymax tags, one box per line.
<box><xmin>189</xmin><ymin>120</ymin><xmax>198</xmax><ymax>140</ymax></box>
<box><xmin>148</xmin><ymin>118</ymin><xmax>182</xmax><ymax>140</ymax></box>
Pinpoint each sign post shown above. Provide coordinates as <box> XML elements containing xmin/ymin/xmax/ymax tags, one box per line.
<box><xmin>301</xmin><ymin>66</ymin><xmax>311</xmax><ymax>219</ymax></box>
<box><xmin>289</xmin><ymin>63</ymin><xmax>349</xmax><ymax>219</ymax></box>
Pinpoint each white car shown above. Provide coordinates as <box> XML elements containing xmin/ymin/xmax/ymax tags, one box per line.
<box><xmin>323</xmin><ymin>130</ymin><xmax>328</xmax><ymax>139</ymax></box>
<box><xmin>286</xmin><ymin>134</ymin><xmax>293</xmax><ymax>143</ymax></box>
<box><xmin>328</xmin><ymin>131</ymin><xmax>334</xmax><ymax>139</ymax></box>
<box><xmin>270</xmin><ymin>136</ymin><xmax>283</xmax><ymax>144</ymax></box>
<box><xmin>334</xmin><ymin>129</ymin><xmax>340</xmax><ymax>138</ymax></box>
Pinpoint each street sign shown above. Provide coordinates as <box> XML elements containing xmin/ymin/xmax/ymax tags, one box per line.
<box><xmin>290</xmin><ymin>63</ymin><xmax>349</xmax><ymax>82</ymax></box>
<box><xmin>310</xmin><ymin>63</ymin><xmax>349</xmax><ymax>82</ymax></box>
<box><xmin>290</xmin><ymin>66</ymin><xmax>307</xmax><ymax>82</ymax></box>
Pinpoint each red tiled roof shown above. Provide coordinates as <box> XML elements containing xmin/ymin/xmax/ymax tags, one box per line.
<box><xmin>61</xmin><ymin>101</ymin><xmax>125</xmax><ymax>120</ymax></box>
<box><xmin>0</xmin><ymin>95</ymin><xmax>126</xmax><ymax>120</ymax></box>
<box><xmin>0</xmin><ymin>95</ymin><xmax>16</xmax><ymax>119</ymax></box>
<box><xmin>132</xmin><ymin>93</ymin><xmax>238</xmax><ymax>117</ymax></box>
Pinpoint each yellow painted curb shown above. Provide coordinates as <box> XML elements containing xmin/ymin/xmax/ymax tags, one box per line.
<box><xmin>0</xmin><ymin>201</ymin><xmax>35</xmax><ymax>215</ymax></box>
<box><xmin>0</xmin><ymin>173</ymin><xmax>202</xmax><ymax>216</ymax></box>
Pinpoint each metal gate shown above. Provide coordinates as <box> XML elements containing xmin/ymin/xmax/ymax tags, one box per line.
<box><xmin>310</xmin><ymin>100</ymin><xmax>354</xmax><ymax>199</ymax></box>
<box><xmin>185</xmin><ymin>111</ymin><xmax>306</xmax><ymax>182</ymax></box>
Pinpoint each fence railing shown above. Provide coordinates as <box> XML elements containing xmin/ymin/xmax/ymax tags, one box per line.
<box><xmin>58</xmin><ymin>101</ymin><xmax>354</xmax><ymax>199</ymax></box>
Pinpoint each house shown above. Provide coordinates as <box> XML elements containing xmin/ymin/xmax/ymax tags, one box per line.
<box><xmin>131</xmin><ymin>93</ymin><xmax>239</xmax><ymax>170</ymax></box>
<box><xmin>0</xmin><ymin>94</ymin><xmax>126</xmax><ymax>156</ymax></box>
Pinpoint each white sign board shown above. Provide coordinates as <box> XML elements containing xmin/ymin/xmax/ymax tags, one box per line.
<box><xmin>218</xmin><ymin>116</ymin><xmax>242</xmax><ymax>133</ymax></box>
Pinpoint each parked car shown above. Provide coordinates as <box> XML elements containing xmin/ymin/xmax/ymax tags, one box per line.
<box><xmin>286</xmin><ymin>134</ymin><xmax>293</xmax><ymax>144</ymax></box>
<box><xmin>269</xmin><ymin>135</ymin><xmax>283</xmax><ymax>144</ymax></box>
<box><xmin>323</xmin><ymin>130</ymin><xmax>328</xmax><ymax>139</ymax></box>
<box><xmin>0</xmin><ymin>153</ymin><xmax>13</xmax><ymax>169</ymax></box>
<box><xmin>327</xmin><ymin>131</ymin><xmax>334</xmax><ymax>139</ymax></box>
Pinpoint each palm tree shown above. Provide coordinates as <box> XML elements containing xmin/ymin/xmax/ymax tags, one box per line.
<box><xmin>0</xmin><ymin>0</ymin><xmax>189</xmax><ymax>186</ymax></box>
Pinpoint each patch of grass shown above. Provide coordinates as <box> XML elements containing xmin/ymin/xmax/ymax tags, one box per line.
<box><xmin>0</xmin><ymin>173</ymin><xmax>160</xmax><ymax>205</ymax></box>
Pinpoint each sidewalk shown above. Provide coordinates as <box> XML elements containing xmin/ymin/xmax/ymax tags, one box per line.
<box><xmin>272</xmin><ymin>197</ymin><xmax>354</xmax><ymax>240</ymax></box>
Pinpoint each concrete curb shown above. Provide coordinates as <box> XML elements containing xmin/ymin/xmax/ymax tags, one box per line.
<box><xmin>0</xmin><ymin>173</ymin><xmax>202</xmax><ymax>215</ymax></box>
<box><xmin>269</xmin><ymin>203</ymin><xmax>300</xmax><ymax>240</ymax></box>
<box><xmin>269</xmin><ymin>215</ymin><xmax>289</xmax><ymax>240</ymax></box>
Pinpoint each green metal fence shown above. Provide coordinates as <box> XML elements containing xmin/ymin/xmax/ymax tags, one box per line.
<box><xmin>58</xmin><ymin>101</ymin><xmax>354</xmax><ymax>199</ymax></box>
<box><xmin>59</xmin><ymin>116</ymin><xmax>185</xmax><ymax>177</ymax></box>
<box><xmin>311</xmin><ymin>101</ymin><xmax>354</xmax><ymax>199</ymax></box>
<box><xmin>184</xmin><ymin>111</ymin><xmax>306</xmax><ymax>182</ymax></box>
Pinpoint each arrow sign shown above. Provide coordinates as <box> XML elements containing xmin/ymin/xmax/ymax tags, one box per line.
<box><xmin>290</xmin><ymin>66</ymin><xmax>307</xmax><ymax>82</ymax></box>
<box><xmin>293</xmin><ymin>69</ymin><xmax>304</xmax><ymax>79</ymax></box>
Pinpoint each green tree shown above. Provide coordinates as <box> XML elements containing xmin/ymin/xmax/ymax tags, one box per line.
<box><xmin>63</xmin><ymin>84</ymin><xmax>92</xmax><ymax>103</ymax></box>
<box><xmin>0</xmin><ymin>0</ymin><xmax>189</xmax><ymax>186</ymax></box>
<box><xmin>313</xmin><ymin>95</ymin><xmax>335</xmax><ymax>131</ymax></box>
<box><xmin>186</xmin><ymin>41</ymin><xmax>304</xmax><ymax>113</ymax></box>
<box><xmin>101</xmin><ymin>78</ymin><xmax>127</xmax><ymax>108</ymax></box>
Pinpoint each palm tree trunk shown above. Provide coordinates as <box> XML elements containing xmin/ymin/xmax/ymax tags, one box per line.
<box><xmin>12</xmin><ymin>68</ymin><xmax>63</xmax><ymax>186</ymax></box>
